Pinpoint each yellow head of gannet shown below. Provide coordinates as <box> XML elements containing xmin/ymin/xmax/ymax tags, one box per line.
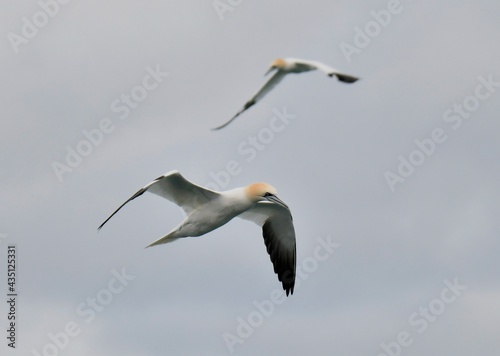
<box><xmin>245</xmin><ymin>182</ymin><xmax>278</xmax><ymax>201</ymax></box>
<box><xmin>265</xmin><ymin>58</ymin><xmax>287</xmax><ymax>75</ymax></box>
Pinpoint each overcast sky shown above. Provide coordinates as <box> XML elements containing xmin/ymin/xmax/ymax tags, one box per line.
<box><xmin>1</xmin><ymin>1</ymin><xmax>500</xmax><ymax>355</ymax></box>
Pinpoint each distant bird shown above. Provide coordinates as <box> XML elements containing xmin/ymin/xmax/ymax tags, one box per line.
<box><xmin>98</xmin><ymin>170</ymin><xmax>296</xmax><ymax>295</ymax></box>
<box><xmin>212</xmin><ymin>57</ymin><xmax>359</xmax><ymax>130</ymax></box>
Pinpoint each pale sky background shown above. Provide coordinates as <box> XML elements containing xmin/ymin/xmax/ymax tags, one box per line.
<box><xmin>1</xmin><ymin>1</ymin><xmax>500</xmax><ymax>355</ymax></box>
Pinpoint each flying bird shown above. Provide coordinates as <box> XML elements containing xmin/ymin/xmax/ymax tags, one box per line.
<box><xmin>212</xmin><ymin>57</ymin><xmax>359</xmax><ymax>130</ymax></box>
<box><xmin>98</xmin><ymin>170</ymin><xmax>296</xmax><ymax>295</ymax></box>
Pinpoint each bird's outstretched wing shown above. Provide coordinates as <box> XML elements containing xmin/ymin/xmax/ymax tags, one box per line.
<box><xmin>239</xmin><ymin>195</ymin><xmax>296</xmax><ymax>296</ymax></box>
<box><xmin>98</xmin><ymin>170</ymin><xmax>219</xmax><ymax>231</ymax></box>
<box><xmin>212</xmin><ymin>70</ymin><xmax>287</xmax><ymax>130</ymax></box>
<box><xmin>292</xmin><ymin>59</ymin><xmax>359</xmax><ymax>83</ymax></box>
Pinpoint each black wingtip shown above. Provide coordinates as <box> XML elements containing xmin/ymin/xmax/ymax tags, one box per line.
<box><xmin>335</xmin><ymin>73</ymin><xmax>360</xmax><ymax>83</ymax></box>
<box><xmin>211</xmin><ymin>115</ymin><xmax>238</xmax><ymax>131</ymax></box>
<box><xmin>97</xmin><ymin>220</ymin><xmax>105</xmax><ymax>232</ymax></box>
<box><xmin>283</xmin><ymin>277</ymin><xmax>295</xmax><ymax>296</ymax></box>
<box><xmin>211</xmin><ymin>100</ymin><xmax>256</xmax><ymax>131</ymax></box>
<box><xmin>97</xmin><ymin>220</ymin><xmax>107</xmax><ymax>232</ymax></box>
<box><xmin>96</xmin><ymin>187</ymin><xmax>148</xmax><ymax>234</ymax></box>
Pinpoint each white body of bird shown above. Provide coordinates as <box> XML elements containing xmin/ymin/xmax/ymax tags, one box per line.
<box><xmin>167</xmin><ymin>187</ymin><xmax>255</xmax><ymax>239</ymax></box>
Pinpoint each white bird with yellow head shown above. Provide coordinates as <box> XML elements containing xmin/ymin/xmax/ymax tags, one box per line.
<box><xmin>98</xmin><ymin>171</ymin><xmax>296</xmax><ymax>295</ymax></box>
<box><xmin>212</xmin><ymin>57</ymin><xmax>359</xmax><ymax>130</ymax></box>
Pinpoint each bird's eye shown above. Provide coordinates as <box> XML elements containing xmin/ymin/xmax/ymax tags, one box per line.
<box><xmin>264</xmin><ymin>192</ymin><xmax>273</xmax><ymax>197</ymax></box>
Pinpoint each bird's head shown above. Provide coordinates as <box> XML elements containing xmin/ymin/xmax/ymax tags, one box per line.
<box><xmin>244</xmin><ymin>182</ymin><xmax>289</xmax><ymax>209</ymax></box>
<box><xmin>265</xmin><ymin>58</ymin><xmax>286</xmax><ymax>75</ymax></box>
<box><xmin>245</xmin><ymin>182</ymin><xmax>277</xmax><ymax>202</ymax></box>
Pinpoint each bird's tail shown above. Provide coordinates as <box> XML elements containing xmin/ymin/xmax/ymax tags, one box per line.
<box><xmin>145</xmin><ymin>230</ymin><xmax>181</xmax><ymax>248</ymax></box>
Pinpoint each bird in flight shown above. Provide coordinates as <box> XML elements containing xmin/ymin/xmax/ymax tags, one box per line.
<box><xmin>98</xmin><ymin>170</ymin><xmax>297</xmax><ymax>295</ymax></box>
<box><xmin>212</xmin><ymin>57</ymin><xmax>359</xmax><ymax>130</ymax></box>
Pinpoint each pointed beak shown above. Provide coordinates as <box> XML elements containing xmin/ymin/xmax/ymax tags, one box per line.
<box><xmin>265</xmin><ymin>67</ymin><xmax>275</xmax><ymax>76</ymax></box>
<box><xmin>264</xmin><ymin>194</ymin><xmax>289</xmax><ymax>210</ymax></box>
